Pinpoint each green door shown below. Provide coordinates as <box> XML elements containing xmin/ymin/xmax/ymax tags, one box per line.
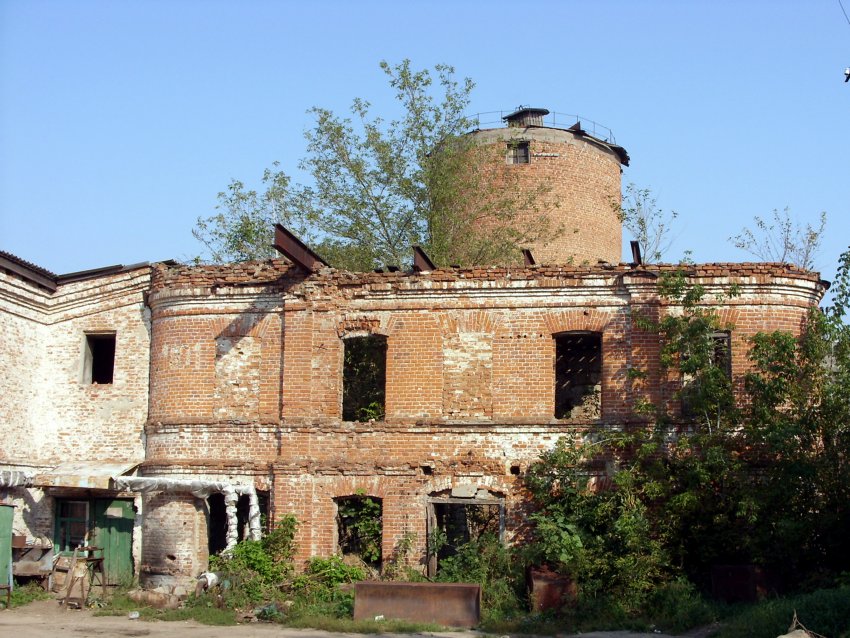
<box><xmin>0</xmin><ymin>504</ymin><xmax>13</xmax><ymax>588</ymax></box>
<box><xmin>92</xmin><ymin>499</ymin><xmax>134</xmax><ymax>585</ymax></box>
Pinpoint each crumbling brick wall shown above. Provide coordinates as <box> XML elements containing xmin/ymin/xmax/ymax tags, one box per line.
<box><xmin>141</xmin><ymin>260</ymin><xmax>823</xmax><ymax>580</ymax></box>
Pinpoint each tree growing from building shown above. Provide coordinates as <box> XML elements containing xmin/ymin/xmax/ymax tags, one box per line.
<box><xmin>194</xmin><ymin>60</ymin><xmax>552</xmax><ymax>269</ymax></box>
<box><xmin>729</xmin><ymin>207</ymin><xmax>826</xmax><ymax>270</ymax></box>
<box><xmin>614</xmin><ymin>183</ymin><xmax>679</xmax><ymax>263</ymax></box>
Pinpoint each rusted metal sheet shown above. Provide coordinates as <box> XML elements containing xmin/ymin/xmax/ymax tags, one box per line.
<box><xmin>354</xmin><ymin>581</ymin><xmax>481</xmax><ymax>627</ymax></box>
<box><xmin>630</xmin><ymin>240</ymin><xmax>643</xmax><ymax>265</ymax></box>
<box><xmin>33</xmin><ymin>461</ymin><xmax>139</xmax><ymax>490</ymax></box>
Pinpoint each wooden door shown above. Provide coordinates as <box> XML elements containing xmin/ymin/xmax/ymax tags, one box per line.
<box><xmin>0</xmin><ymin>504</ymin><xmax>13</xmax><ymax>587</ymax></box>
<box><xmin>92</xmin><ymin>499</ymin><xmax>134</xmax><ymax>585</ymax></box>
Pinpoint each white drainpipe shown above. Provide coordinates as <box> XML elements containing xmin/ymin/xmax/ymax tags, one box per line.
<box><xmin>113</xmin><ymin>477</ymin><xmax>262</xmax><ymax>552</ymax></box>
<box><xmin>0</xmin><ymin>470</ymin><xmax>34</xmax><ymax>488</ymax></box>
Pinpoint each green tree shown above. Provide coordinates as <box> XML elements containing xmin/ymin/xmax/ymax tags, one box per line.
<box><xmin>729</xmin><ymin>208</ymin><xmax>826</xmax><ymax>270</ymax></box>
<box><xmin>194</xmin><ymin>60</ymin><xmax>552</xmax><ymax>269</ymax></box>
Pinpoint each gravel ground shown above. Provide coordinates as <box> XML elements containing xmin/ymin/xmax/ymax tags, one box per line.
<box><xmin>0</xmin><ymin>600</ymin><xmax>720</xmax><ymax>638</ymax></box>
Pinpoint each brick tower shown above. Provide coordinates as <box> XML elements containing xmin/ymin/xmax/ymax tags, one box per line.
<box><xmin>467</xmin><ymin>107</ymin><xmax>629</xmax><ymax>265</ymax></box>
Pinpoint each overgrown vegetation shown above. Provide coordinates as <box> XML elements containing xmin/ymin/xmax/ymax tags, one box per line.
<box><xmin>730</xmin><ymin>207</ymin><xmax>826</xmax><ymax>270</ymax></box>
<box><xmin>520</xmin><ymin>248</ymin><xmax>850</xmax><ymax>630</ymax></box>
<box><xmin>717</xmin><ymin>586</ymin><xmax>850</xmax><ymax>638</ymax></box>
<box><xmin>336</xmin><ymin>494</ymin><xmax>382</xmax><ymax>567</ymax></box>
<box><xmin>614</xmin><ymin>183</ymin><xmax>679</xmax><ymax>263</ymax></box>
<box><xmin>342</xmin><ymin>336</ymin><xmax>386</xmax><ymax>422</ymax></box>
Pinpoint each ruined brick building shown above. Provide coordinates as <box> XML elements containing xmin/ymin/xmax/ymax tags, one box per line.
<box><xmin>0</xmin><ymin>108</ymin><xmax>826</xmax><ymax>588</ymax></box>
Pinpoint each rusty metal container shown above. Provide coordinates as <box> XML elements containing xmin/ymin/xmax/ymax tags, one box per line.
<box><xmin>354</xmin><ymin>581</ymin><xmax>481</xmax><ymax>627</ymax></box>
<box><xmin>528</xmin><ymin>565</ymin><xmax>577</xmax><ymax>611</ymax></box>
<box><xmin>711</xmin><ymin>564</ymin><xmax>769</xmax><ymax>603</ymax></box>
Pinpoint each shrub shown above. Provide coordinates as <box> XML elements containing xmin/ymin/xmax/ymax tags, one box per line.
<box><xmin>717</xmin><ymin>586</ymin><xmax>850</xmax><ymax>638</ymax></box>
<box><xmin>207</xmin><ymin>515</ymin><xmax>298</xmax><ymax>607</ymax></box>
<box><xmin>434</xmin><ymin>533</ymin><xmax>525</xmax><ymax>621</ymax></box>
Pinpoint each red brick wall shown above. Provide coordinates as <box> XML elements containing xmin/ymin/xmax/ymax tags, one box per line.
<box><xmin>466</xmin><ymin>128</ymin><xmax>623</xmax><ymax>265</ymax></box>
<box><xmin>139</xmin><ymin>261</ymin><xmax>824</xmax><ymax>580</ymax></box>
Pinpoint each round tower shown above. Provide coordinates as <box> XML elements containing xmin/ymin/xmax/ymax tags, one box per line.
<box><xmin>467</xmin><ymin>107</ymin><xmax>629</xmax><ymax>265</ymax></box>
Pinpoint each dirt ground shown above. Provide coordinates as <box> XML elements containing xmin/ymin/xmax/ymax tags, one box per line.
<box><xmin>0</xmin><ymin>600</ymin><xmax>719</xmax><ymax>638</ymax></box>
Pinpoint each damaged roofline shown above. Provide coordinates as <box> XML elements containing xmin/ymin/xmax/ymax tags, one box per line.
<box><xmin>0</xmin><ymin>249</ymin><xmax>177</xmax><ymax>292</ymax></box>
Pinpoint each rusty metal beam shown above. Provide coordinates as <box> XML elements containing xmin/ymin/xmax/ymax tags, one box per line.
<box><xmin>630</xmin><ymin>240</ymin><xmax>643</xmax><ymax>265</ymax></box>
<box><xmin>273</xmin><ymin>224</ymin><xmax>328</xmax><ymax>271</ymax></box>
<box><xmin>412</xmin><ymin>246</ymin><xmax>436</xmax><ymax>272</ymax></box>
<box><xmin>522</xmin><ymin>248</ymin><xmax>536</xmax><ymax>266</ymax></box>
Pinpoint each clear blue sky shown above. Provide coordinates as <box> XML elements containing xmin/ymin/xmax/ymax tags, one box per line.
<box><xmin>1</xmin><ymin>0</ymin><xmax>848</xmax><ymax>281</ymax></box>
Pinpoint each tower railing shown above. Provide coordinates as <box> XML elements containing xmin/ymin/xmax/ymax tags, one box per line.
<box><xmin>468</xmin><ymin>110</ymin><xmax>617</xmax><ymax>144</ymax></box>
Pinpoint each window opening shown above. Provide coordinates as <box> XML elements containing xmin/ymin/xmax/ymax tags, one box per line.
<box><xmin>236</xmin><ymin>491</ymin><xmax>269</xmax><ymax>540</ymax></box>
<box><xmin>342</xmin><ymin>335</ymin><xmax>387</xmax><ymax>422</ymax></box>
<box><xmin>84</xmin><ymin>332</ymin><xmax>116</xmax><ymax>384</ymax></box>
<box><xmin>710</xmin><ymin>331</ymin><xmax>732</xmax><ymax>378</ymax></box>
<box><xmin>506</xmin><ymin>141</ymin><xmax>530</xmax><ymax>164</ymax></box>
<box><xmin>335</xmin><ymin>495</ymin><xmax>383</xmax><ymax>568</ymax></box>
<box><xmin>54</xmin><ymin>500</ymin><xmax>90</xmax><ymax>555</ymax></box>
<box><xmin>555</xmin><ymin>332</ymin><xmax>602</xmax><ymax>419</ymax></box>
<box><xmin>426</xmin><ymin>492</ymin><xmax>505</xmax><ymax>577</ymax></box>
<box><xmin>682</xmin><ymin>331</ymin><xmax>732</xmax><ymax>417</ymax></box>
<box><xmin>207</xmin><ymin>493</ymin><xmax>228</xmax><ymax>556</ymax></box>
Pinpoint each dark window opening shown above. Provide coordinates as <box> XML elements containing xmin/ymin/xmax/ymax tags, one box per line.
<box><xmin>507</xmin><ymin>141</ymin><xmax>530</xmax><ymax>164</ymax></box>
<box><xmin>54</xmin><ymin>500</ymin><xmax>90</xmax><ymax>555</ymax></box>
<box><xmin>207</xmin><ymin>493</ymin><xmax>228</xmax><ymax>556</ymax></box>
<box><xmin>555</xmin><ymin>332</ymin><xmax>602</xmax><ymax>419</ymax></box>
<box><xmin>85</xmin><ymin>333</ymin><xmax>116</xmax><ymax>384</ymax></box>
<box><xmin>336</xmin><ymin>495</ymin><xmax>383</xmax><ymax>568</ymax></box>
<box><xmin>427</xmin><ymin>495</ymin><xmax>505</xmax><ymax>576</ymax></box>
<box><xmin>342</xmin><ymin>335</ymin><xmax>387</xmax><ymax>422</ymax></box>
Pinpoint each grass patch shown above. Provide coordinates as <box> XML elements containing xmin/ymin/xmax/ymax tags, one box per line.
<box><xmin>6</xmin><ymin>581</ymin><xmax>52</xmax><ymax>608</ymax></box>
<box><xmin>716</xmin><ymin>586</ymin><xmax>850</xmax><ymax>638</ymax></box>
<box><xmin>95</xmin><ymin>604</ymin><xmax>237</xmax><ymax>626</ymax></box>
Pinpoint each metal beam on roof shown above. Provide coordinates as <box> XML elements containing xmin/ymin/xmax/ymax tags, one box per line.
<box><xmin>412</xmin><ymin>246</ymin><xmax>436</xmax><ymax>272</ymax></box>
<box><xmin>273</xmin><ymin>224</ymin><xmax>329</xmax><ymax>271</ymax></box>
<box><xmin>630</xmin><ymin>240</ymin><xmax>643</xmax><ymax>266</ymax></box>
